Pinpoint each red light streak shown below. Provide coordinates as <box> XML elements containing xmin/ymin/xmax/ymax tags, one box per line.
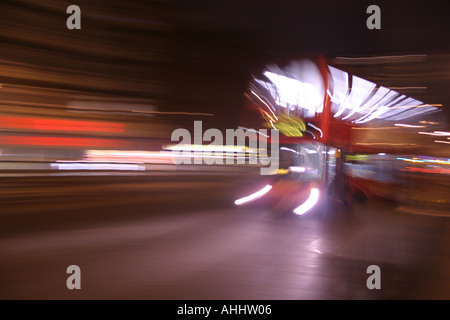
<box><xmin>401</xmin><ymin>166</ymin><xmax>450</xmax><ymax>174</ymax></box>
<box><xmin>0</xmin><ymin>116</ymin><xmax>125</xmax><ymax>133</ymax></box>
<box><xmin>0</xmin><ymin>136</ymin><xmax>126</xmax><ymax>148</ymax></box>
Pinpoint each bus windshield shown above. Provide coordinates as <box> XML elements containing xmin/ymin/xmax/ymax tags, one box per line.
<box><xmin>279</xmin><ymin>142</ymin><xmax>327</xmax><ymax>182</ymax></box>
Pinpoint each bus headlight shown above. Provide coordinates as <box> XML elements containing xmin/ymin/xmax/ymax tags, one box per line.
<box><xmin>293</xmin><ymin>188</ymin><xmax>319</xmax><ymax>215</ymax></box>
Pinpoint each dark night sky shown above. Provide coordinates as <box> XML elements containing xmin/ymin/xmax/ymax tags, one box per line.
<box><xmin>169</xmin><ymin>0</ymin><xmax>449</xmax><ymax>126</ymax></box>
<box><xmin>174</xmin><ymin>0</ymin><xmax>449</xmax><ymax>55</ymax></box>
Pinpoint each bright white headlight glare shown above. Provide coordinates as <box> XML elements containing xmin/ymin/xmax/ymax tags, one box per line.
<box><xmin>234</xmin><ymin>185</ymin><xmax>272</xmax><ymax>206</ymax></box>
<box><xmin>293</xmin><ymin>188</ymin><xmax>319</xmax><ymax>215</ymax></box>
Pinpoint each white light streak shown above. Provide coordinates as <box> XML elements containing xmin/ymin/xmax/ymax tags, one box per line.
<box><xmin>263</xmin><ymin>71</ymin><xmax>324</xmax><ymax>116</ymax></box>
<box><xmin>51</xmin><ymin>163</ymin><xmax>145</xmax><ymax>171</ymax></box>
<box><xmin>280</xmin><ymin>147</ymin><xmax>299</xmax><ymax>154</ymax></box>
<box><xmin>394</xmin><ymin>123</ymin><xmax>426</xmax><ymax>128</ymax></box>
<box><xmin>293</xmin><ymin>188</ymin><xmax>319</xmax><ymax>215</ymax></box>
<box><xmin>288</xmin><ymin>166</ymin><xmax>306</xmax><ymax>173</ymax></box>
<box><xmin>234</xmin><ymin>185</ymin><xmax>272</xmax><ymax>206</ymax></box>
<box><xmin>307</xmin><ymin>122</ymin><xmax>323</xmax><ymax>137</ymax></box>
<box><xmin>419</xmin><ymin>131</ymin><xmax>450</xmax><ymax>136</ymax></box>
<box><xmin>250</xmin><ymin>90</ymin><xmax>278</xmax><ymax>121</ymax></box>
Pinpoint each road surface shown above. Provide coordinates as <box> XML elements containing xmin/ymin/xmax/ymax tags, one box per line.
<box><xmin>0</xmin><ymin>175</ymin><xmax>449</xmax><ymax>299</ymax></box>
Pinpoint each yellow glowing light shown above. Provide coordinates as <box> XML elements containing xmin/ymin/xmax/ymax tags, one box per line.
<box><xmin>268</xmin><ymin>113</ymin><xmax>306</xmax><ymax>137</ymax></box>
<box><xmin>276</xmin><ymin>169</ymin><xmax>289</xmax><ymax>175</ymax></box>
<box><xmin>346</xmin><ymin>154</ymin><xmax>369</xmax><ymax>161</ymax></box>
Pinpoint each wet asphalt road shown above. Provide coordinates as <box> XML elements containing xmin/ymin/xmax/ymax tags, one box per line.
<box><xmin>0</xmin><ymin>175</ymin><xmax>449</xmax><ymax>299</ymax></box>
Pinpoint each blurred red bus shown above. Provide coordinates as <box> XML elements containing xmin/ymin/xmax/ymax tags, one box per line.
<box><xmin>234</xmin><ymin>55</ymin><xmax>441</xmax><ymax>217</ymax></box>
